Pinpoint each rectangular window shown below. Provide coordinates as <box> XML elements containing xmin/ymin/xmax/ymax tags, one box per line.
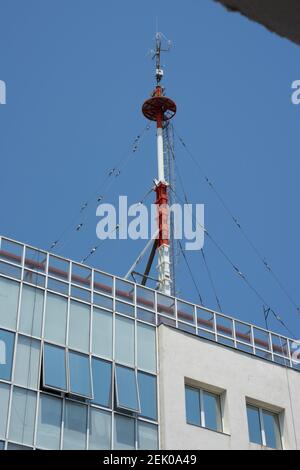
<box><xmin>138</xmin><ymin>372</ymin><xmax>157</xmax><ymax>421</ymax></box>
<box><xmin>114</xmin><ymin>414</ymin><xmax>135</xmax><ymax>450</ymax></box>
<box><xmin>137</xmin><ymin>323</ymin><xmax>156</xmax><ymax>373</ymax></box>
<box><xmin>0</xmin><ymin>277</ymin><xmax>20</xmax><ymax>329</ymax></box>
<box><xmin>0</xmin><ymin>382</ymin><xmax>10</xmax><ymax>439</ymax></box>
<box><xmin>246</xmin><ymin>404</ymin><xmax>282</xmax><ymax>449</ymax></box>
<box><xmin>69</xmin><ymin>351</ymin><xmax>92</xmax><ymax>398</ymax></box>
<box><xmin>44</xmin><ymin>293</ymin><xmax>67</xmax><ymax>344</ymax></box>
<box><xmin>89</xmin><ymin>408</ymin><xmax>111</xmax><ymax>450</ymax></box>
<box><xmin>43</xmin><ymin>343</ymin><xmax>67</xmax><ymax>391</ymax></box>
<box><xmin>115</xmin><ymin>316</ymin><xmax>134</xmax><ymax>366</ymax></box>
<box><xmin>185</xmin><ymin>386</ymin><xmax>201</xmax><ymax>426</ymax></box>
<box><xmin>63</xmin><ymin>400</ymin><xmax>87</xmax><ymax>450</ymax></box>
<box><xmin>185</xmin><ymin>385</ymin><xmax>222</xmax><ymax>432</ymax></box>
<box><xmin>92</xmin><ymin>308</ymin><xmax>112</xmax><ymax>359</ymax></box>
<box><xmin>9</xmin><ymin>387</ymin><xmax>37</xmax><ymax>446</ymax></box>
<box><xmin>138</xmin><ymin>421</ymin><xmax>158</xmax><ymax>450</ymax></box>
<box><xmin>0</xmin><ymin>329</ymin><xmax>15</xmax><ymax>381</ymax></box>
<box><xmin>14</xmin><ymin>335</ymin><xmax>40</xmax><ymax>389</ymax></box>
<box><xmin>115</xmin><ymin>365</ymin><xmax>140</xmax><ymax>412</ymax></box>
<box><xmin>19</xmin><ymin>285</ymin><xmax>44</xmax><ymax>337</ymax></box>
<box><xmin>91</xmin><ymin>357</ymin><xmax>112</xmax><ymax>408</ymax></box>
<box><xmin>36</xmin><ymin>394</ymin><xmax>62</xmax><ymax>449</ymax></box>
<box><xmin>202</xmin><ymin>391</ymin><xmax>222</xmax><ymax>432</ymax></box>
<box><xmin>68</xmin><ymin>300</ymin><xmax>90</xmax><ymax>353</ymax></box>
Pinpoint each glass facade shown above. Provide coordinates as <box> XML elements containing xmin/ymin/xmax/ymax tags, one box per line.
<box><xmin>0</xmin><ymin>237</ymin><xmax>159</xmax><ymax>450</ymax></box>
<box><xmin>0</xmin><ymin>236</ymin><xmax>297</xmax><ymax>450</ymax></box>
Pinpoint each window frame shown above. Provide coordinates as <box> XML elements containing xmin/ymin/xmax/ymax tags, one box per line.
<box><xmin>68</xmin><ymin>350</ymin><xmax>93</xmax><ymax>400</ymax></box>
<box><xmin>115</xmin><ymin>365</ymin><xmax>141</xmax><ymax>413</ymax></box>
<box><xmin>246</xmin><ymin>403</ymin><xmax>282</xmax><ymax>449</ymax></box>
<box><xmin>42</xmin><ymin>343</ymin><xmax>68</xmax><ymax>393</ymax></box>
<box><xmin>185</xmin><ymin>384</ymin><xmax>223</xmax><ymax>433</ymax></box>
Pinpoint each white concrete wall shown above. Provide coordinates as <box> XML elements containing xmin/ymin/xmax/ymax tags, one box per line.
<box><xmin>158</xmin><ymin>325</ymin><xmax>300</xmax><ymax>450</ymax></box>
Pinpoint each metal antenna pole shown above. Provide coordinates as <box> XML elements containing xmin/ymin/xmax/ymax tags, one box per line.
<box><xmin>142</xmin><ymin>32</ymin><xmax>176</xmax><ymax>295</ymax></box>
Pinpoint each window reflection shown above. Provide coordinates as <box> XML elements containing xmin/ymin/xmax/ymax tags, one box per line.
<box><xmin>0</xmin><ymin>329</ymin><xmax>15</xmax><ymax>381</ymax></box>
<box><xmin>115</xmin><ymin>365</ymin><xmax>140</xmax><ymax>412</ymax></box>
<box><xmin>43</xmin><ymin>344</ymin><xmax>67</xmax><ymax>391</ymax></box>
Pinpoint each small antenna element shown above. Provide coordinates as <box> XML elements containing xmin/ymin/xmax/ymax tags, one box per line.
<box><xmin>151</xmin><ymin>32</ymin><xmax>172</xmax><ymax>85</ymax></box>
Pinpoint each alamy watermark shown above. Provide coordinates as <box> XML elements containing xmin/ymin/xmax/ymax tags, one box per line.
<box><xmin>291</xmin><ymin>80</ymin><xmax>300</xmax><ymax>105</ymax></box>
<box><xmin>0</xmin><ymin>80</ymin><xmax>6</xmax><ymax>105</ymax></box>
<box><xmin>96</xmin><ymin>196</ymin><xmax>205</xmax><ymax>251</ymax></box>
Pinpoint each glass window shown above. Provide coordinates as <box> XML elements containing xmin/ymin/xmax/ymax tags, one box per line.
<box><xmin>115</xmin><ymin>301</ymin><xmax>135</xmax><ymax>317</ymax></box>
<box><xmin>9</xmin><ymin>387</ymin><xmax>36</xmax><ymax>446</ymax></box>
<box><xmin>93</xmin><ymin>271</ymin><xmax>113</xmax><ymax>296</ymax></box>
<box><xmin>48</xmin><ymin>255</ymin><xmax>69</xmax><ymax>281</ymax></box>
<box><xmin>137</xmin><ymin>323</ymin><xmax>156</xmax><ymax>373</ymax></box>
<box><xmin>23</xmin><ymin>270</ymin><xmax>45</xmax><ymax>287</ymax></box>
<box><xmin>136</xmin><ymin>286</ymin><xmax>155</xmax><ymax>311</ymax></box>
<box><xmin>0</xmin><ymin>440</ymin><xmax>4</xmax><ymax>450</ymax></box>
<box><xmin>19</xmin><ymin>285</ymin><xmax>43</xmax><ymax>337</ymax></box>
<box><xmin>115</xmin><ymin>365</ymin><xmax>140</xmax><ymax>412</ymax></box>
<box><xmin>91</xmin><ymin>357</ymin><xmax>112</xmax><ymax>408</ymax></box>
<box><xmin>71</xmin><ymin>286</ymin><xmax>91</xmax><ymax>302</ymax></box>
<box><xmin>71</xmin><ymin>263</ymin><xmax>91</xmax><ymax>289</ymax></box>
<box><xmin>0</xmin><ymin>262</ymin><xmax>22</xmax><ymax>280</ymax></box>
<box><xmin>89</xmin><ymin>408</ymin><xmax>111</xmax><ymax>450</ymax></box>
<box><xmin>0</xmin><ymin>277</ymin><xmax>19</xmax><ymax>329</ymax></box>
<box><xmin>69</xmin><ymin>351</ymin><xmax>92</xmax><ymax>398</ymax></box>
<box><xmin>48</xmin><ymin>278</ymin><xmax>69</xmax><ymax>295</ymax></box>
<box><xmin>0</xmin><ymin>329</ymin><xmax>15</xmax><ymax>381</ymax></box>
<box><xmin>138</xmin><ymin>421</ymin><xmax>158</xmax><ymax>450</ymax></box>
<box><xmin>92</xmin><ymin>308</ymin><xmax>112</xmax><ymax>359</ymax></box>
<box><xmin>115</xmin><ymin>316</ymin><xmax>134</xmax><ymax>366</ymax></box>
<box><xmin>68</xmin><ymin>300</ymin><xmax>90</xmax><ymax>353</ymax></box>
<box><xmin>115</xmin><ymin>279</ymin><xmax>134</xmax><ymax>303</ymax></box>
<box><xmin>0</xmin><ymin>382</ymin><xmax>10</xmax><ymax>438</ymax></box>
<box><xmin>14</xmin><ymin>336</ymin><xmax>40</xmax><ymax>389</ymax></box>
<box><xmin>114</xmin><ymin>415</ymin><xmax>135</xmax><ymax>450</ymax></box>
<box><xmin>25</xmin><ymin>247</ymin><xmax>46</xmax><ymax>273</ymax></box>
<box><xmin>37</xmin><ymin>394</ymin><xmax>62</xmax><ymax>449</ymax></box>
<box><xmin>93</xmin><ymin>293</ymin><xmax>113</xmax><ymax>310</ymax></box>
<box><xmin>157</xmin><ymin>293</ymin><xmax>175</xmax><ymax>317</ymax></box>
<box><xmin>263</xmin><ymin>410</ymin><xmax>282</xmax><ymax>449</ymax></box>
<box><xmin>185</xmin><ymin>386</ymin><xmax>222</xmax><ymax>431</ymax></box>
<box><xmin>44</xmin><ymin>293</ymin><xmax>68</xmax><ymax>344</ymax></box>
<box><xmin>177</xmin><ymin>300</ymin><xmax>195</xmax><ymax>324</ymax></box>
<box><xmin>0</xmin><ymin>238</ymin><xmax>23</xmax><ymax>263</ymax></box>
<box><xmin>185</xmin><ymin>386</ymin><xmax>201</xmax><ymax>426</ymax></box>
<box><xmin>247</xmin><ymin>405</ymin><xmax>262</xmax><ymax>445</ymax></box>
<box><xmin>247</xmin><ymin>404</ymin><xmax>282</xmax><ymax>449</ymax></box>
<box><xmin>63</xmin><ymin>400</ymin><xmax>87</xmax><ymax>450</ymax></box>
<box><xmin>138</xmin><ymin>372</ymin><xmax>157</xmax><ymax>420</ymax></box>
<box><xmin>43</xmin><ymin>343</ymin><xmax>67</xmax><ymax>391</ymax></box>
<box><xmin>7</xmin><ymin>443</ymin><xmax>32</xmax><ymax>450</ymax></box>
<box><xmin>203</xmin><ymin>391</ymin><xmax>222</xmax><ymax>432</ymax></box>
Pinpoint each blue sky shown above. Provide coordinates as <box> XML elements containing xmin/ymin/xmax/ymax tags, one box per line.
<box><xmin>0</xmin><ymin>0</ymin><xmax>300</xmax><ymax>338</ymax></box>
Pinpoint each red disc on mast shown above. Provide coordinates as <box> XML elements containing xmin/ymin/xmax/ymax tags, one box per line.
<box><xmin>142</xmin><ymin>86</ymin><xmax>176</xmax><ymax>122</ymax></box>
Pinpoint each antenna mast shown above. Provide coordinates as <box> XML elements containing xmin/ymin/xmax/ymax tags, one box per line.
<box><xmin>142</xmin><ymin>33</ymin><xmax>177</xmax><ymax>295</ymax></box>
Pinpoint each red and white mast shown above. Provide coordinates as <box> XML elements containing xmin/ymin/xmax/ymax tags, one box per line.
<box><xmin>142</xmin><ymin>33</ymin><xmax>177</xmax><ymax>295</ymax></box>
